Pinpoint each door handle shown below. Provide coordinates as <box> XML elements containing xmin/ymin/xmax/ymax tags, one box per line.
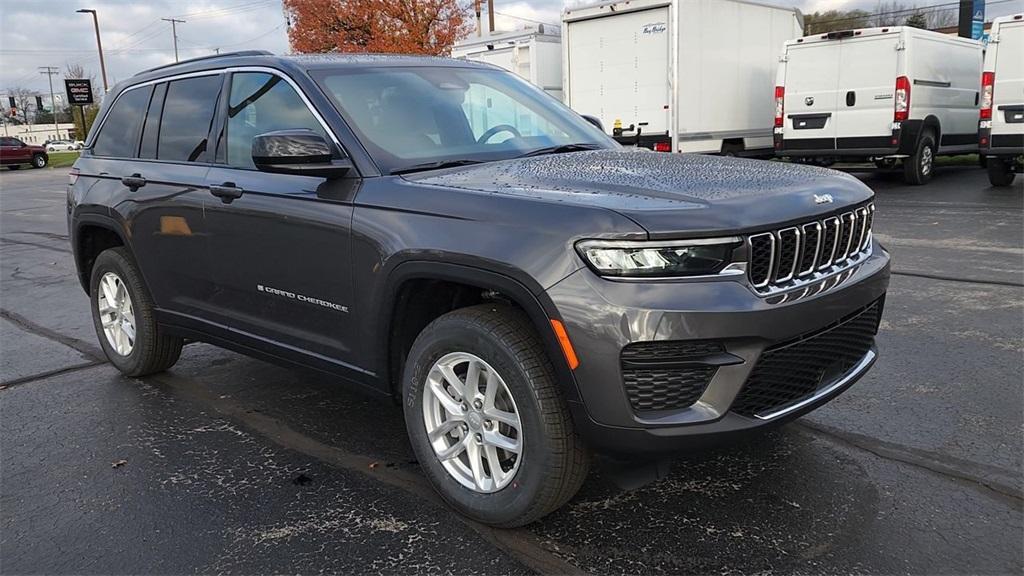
<box><xmin>121</xmin><ymin>173</ymin><xmax>146</xmax><ymax>190</ymax></box>
<box><xmin>846</xmin><ymin>91</ymin><xmax>856</xmax><ymax>107</ymax></box>
<box><xmin>210</xmin><ymin>183</ymin><xmax>244</xmax><ymax>204</ymax></box>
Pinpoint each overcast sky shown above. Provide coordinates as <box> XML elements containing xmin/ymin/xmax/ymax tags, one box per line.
<box><xmin>2</xmin><ymin>0</ymin><xmax>1021</xmax><ymax>100</ymax></box>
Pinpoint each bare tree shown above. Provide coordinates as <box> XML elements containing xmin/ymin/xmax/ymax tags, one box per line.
<box><xmin>7</xmin><ymin>87</ymin><xmax>36</xmax><ymax>125</ymax></box>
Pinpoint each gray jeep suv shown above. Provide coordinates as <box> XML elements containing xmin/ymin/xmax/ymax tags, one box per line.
<box><xmin>68</xmin><ymin>51</ymin><xmax>889</xmax><ymax>526</ymax></box>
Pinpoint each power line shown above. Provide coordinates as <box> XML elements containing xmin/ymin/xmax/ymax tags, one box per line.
<box><xmin>162</xmin><ymin>18</ymin><xmax>186</xmax><ymax>63</ymax></box>
<box><xmin>493</xmin><ymin>11</ymin><xmax>560</xmax><ymax>29</ymax></box>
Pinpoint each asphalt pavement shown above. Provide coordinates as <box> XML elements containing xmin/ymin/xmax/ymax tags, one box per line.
<box><xmin>1</xmin><ymin>163</ymin><xmax>1021</xmax><ymax>574</ymax></box>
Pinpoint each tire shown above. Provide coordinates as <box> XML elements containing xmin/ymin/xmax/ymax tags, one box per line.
<box><xmin>90</xmin><ymin>247</ymin><xmax>183</xmax><ymax>377</ymax></box>
<box><xmin>986</xmin><ymin>157</ymin><xmax>1016</xmax><ymax>187</ymax></box>
<box><xmin>402</xmin><ymin>304</ymin><xmax>589</xmax><ymax>527</ymax></box>
<box><xmin>31</xmin><ymin>154</ymin><xmax>47</xmax><ymax>169</ymax></box>
<box><xmin>903</xmin><ymin>130</ymin><xmax>936</xmax><ymax>185</ymax></box>
<box><xmin>47</xmin><ymin>146</ymin><xmax>55</xmax><ymax>152</ymax></box>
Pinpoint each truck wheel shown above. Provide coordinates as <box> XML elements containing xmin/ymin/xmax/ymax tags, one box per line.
<box><xmin>31</xmin><ymin>154</ymin><xmax>47</xmax><ymax>169</ymax></box>
<box><xmin>402</xmin><ymin>304</ymin><xmax>589</xmax><ymax>527</ymax></box>
<box><xmin>903</xmin><ymin>131</ymin><xmax>935</xmax><ymax>185</ymax></box>
<box><xmin>90</xmin><ymin>247</ymin><xmax>183</xmax><ymax>377</ymax></box>
<box><xmin>986</xmin><ymin>157</ymin><xmax>1016</xmax><ymax>187</ymax></box>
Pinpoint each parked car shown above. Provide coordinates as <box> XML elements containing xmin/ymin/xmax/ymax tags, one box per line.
<box><xmin>47</xmin><ymin>140</ymin><xmax>77</xmax><ymax>152</ymax></box>
<box><xmin>774</xmin><ymin>26</ymin><xmax>983</xmax><ymax>184</ymax></box>
<box><xmin>562</xmin><ymin>0</ymin><xmax>803</xmax><ymax>154</ymax></box>
<box><xmin>0</xmin><ymin>137</ymin><xmax>48</xmax><ymax>169</ymax></box>
<box><xmin>73</xmin><ymin>140</ymin><xmax>86</xmax><ymax>150</ymax></box>
<box><xmin>69</xmin><ymin>51</ymin><xmax>890</xmax><ymax>527</ymax></box>
<box><xmin>979</xmin><ymin>13</ymin><xmax>1024</xmax><ymax>187</ymax></box>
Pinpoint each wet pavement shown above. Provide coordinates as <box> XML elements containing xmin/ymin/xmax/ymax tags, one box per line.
<box><xmin>1</xmin><ymin>165</ymin><xmax>1021</xmax><ymax>574</ymax></box>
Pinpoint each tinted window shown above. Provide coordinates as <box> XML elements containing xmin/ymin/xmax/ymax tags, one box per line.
<box><xmin>158</xmin><ymin>75</ymin><xmax>221</xmax><ymax>162</ymax></box>
<box><xmin>93</xmin><ymin>86</ymin><xmax>152</xmax><ymax>158</ymax></box>
<box><xmin>139</xmin><ymin>82</ymin><xmax>167</xmax><ymax>160</ymax></box>
<box><xmin>225</xmin><ymin>72</ymin><xmax>328</xmax><ymax>169</ymax></box>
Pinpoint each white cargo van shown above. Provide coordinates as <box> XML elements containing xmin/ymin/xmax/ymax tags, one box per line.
<box><xmin>774</xmin><ymin>26</ymin><xmax>983</xmax><ymax>185</ymax></box>
<box><xmin>452</xmin><ymin>26</ymin><xmax>564</xmax><ymax>101</ymax></box>
<box><xmin>979</xmin><ymin>13</ymin><xmax>1024</xmax><ymax>187</ymax></box>
<box><xmin>562</xmin><ymin>0</ymin><xmax>802</xmax><ymax>154</ymax></box>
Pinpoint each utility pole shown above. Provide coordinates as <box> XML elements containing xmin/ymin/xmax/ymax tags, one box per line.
<box><xmin>39</xmin><ymin>66</ymin><xmax>60</xmax><ymax>139</ymax></box>
<box><xmin>76</xmin><ymin>9</ymin><xmax>108</xmax><ymax>92</ymax></box>
<box><xmin>162</xmin><ymin>17</ymin><xmax>186</xmax><ymax>62</ymax></box>
<box><xmin>487</xmin><ymin>0</ymin><xmax>495</xmax><ymax>33</ymax></box>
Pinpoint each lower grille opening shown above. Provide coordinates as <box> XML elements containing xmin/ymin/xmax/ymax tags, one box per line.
<box><xmin>730</xmin><ymin>300</ymin><xmax>882</xmax><ymax>418</ymax></box>
<box><xmin>621</xmin><ymin>341</ymin><xmax>723</xmax><ymax>412</ymax></box>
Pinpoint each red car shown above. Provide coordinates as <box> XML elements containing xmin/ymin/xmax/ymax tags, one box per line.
<box><xmin>0</xmin><ymin>137</ymin><xmax>49</xmax><ymax>169</ymax></box>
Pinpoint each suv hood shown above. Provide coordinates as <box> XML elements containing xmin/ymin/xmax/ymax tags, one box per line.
<box><xmin>408</xmin><ymin>150</ymin><xmax>874</xmax><ymax>238</ymax></box>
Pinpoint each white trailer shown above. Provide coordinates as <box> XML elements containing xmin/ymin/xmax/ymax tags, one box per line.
<box><xmin>774</xmin><ymin>26</ymin><xmax>983</xmax><ymax>184</ymax></box>
<box><xmin>562</xmin><ymin>0</ymin><xmax>802</xmax><ymax>154</ymax></box>
<box><xmin>451</xmin><ymin>26</ymin><xmax>564</xmax><ymax>101</ymax></box>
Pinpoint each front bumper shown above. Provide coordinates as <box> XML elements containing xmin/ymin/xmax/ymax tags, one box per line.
<box><xmin>547</xmin><ymin>241</ymin><xmax>890</xmax><ymax>454</ymax></box>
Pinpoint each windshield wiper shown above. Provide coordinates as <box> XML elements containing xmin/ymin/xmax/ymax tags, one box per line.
<box><xmin>518</xmin><ymin>143</ymin><xmax>603</xmax><ymax>158</ymax></box>
<box><xmin>392</xmin><ymin>159</ymin><xmax>484</xmax><ymax>175</ymax></box>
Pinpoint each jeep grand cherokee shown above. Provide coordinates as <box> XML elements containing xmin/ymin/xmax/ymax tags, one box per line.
<box><xmin>68</xmin><ymin>51</ymin><xmax>890</xmax><ymax>527</ymax></box>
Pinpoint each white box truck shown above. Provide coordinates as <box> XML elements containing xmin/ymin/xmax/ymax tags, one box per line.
<box><xmin>451</xmin><ymin>26</ymin><xmax>564</xmax><ymax>101</ymax></box>
<box><xmin>562</xmin><ymin>0</ymin><xmax>803</xmax><ymax>154</ymax></box>
<box><xmin>774</xmin><ymin>26</ymin><xmax>983</xmax><ymax>185</ymax></box>
<box><xmin>979</xmin><ymin>13</ymin><xmax>1023</xmax><ymax>187</ymax></box>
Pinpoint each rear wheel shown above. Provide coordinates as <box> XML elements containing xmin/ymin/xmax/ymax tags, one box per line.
<box><xmin>90</xmin><ymin>247</ymin><xmax>183</xmax><ymax>377</ymax></box>
<box><xmin>986</xmin><ymin>157</ymin><xmax>1016</xmax><ymax>187</ymax></box>
<box><xmin>903</xmin><ymin>131</ymin><xmax>935</xmax><ymax>185</ymax></box>
<box><xmin>402</xmin><ymin>304</ymin><xmax>589</xmax><ymax>527</ymax></box>
<box><xmin>31</xmin><ymin>154</ymin><xmax>47</xmax><ymax>169</ymax></box>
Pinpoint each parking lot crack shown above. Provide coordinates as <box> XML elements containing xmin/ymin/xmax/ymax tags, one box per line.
<box><xmin>892</xmin><ymin>269</ymin><xmax>1024</xmax><ymax>289</ymax></box>
<box><xmin>0</xmin><ymin>308</ymin><xmax>104</xmax><ymax>360</ymax></box>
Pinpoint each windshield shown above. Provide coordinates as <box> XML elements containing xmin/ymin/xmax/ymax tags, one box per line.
<box><xmin>313</xmin><ymin>65</ymin><xmax>617</xmax><ymax>174</ymax></box>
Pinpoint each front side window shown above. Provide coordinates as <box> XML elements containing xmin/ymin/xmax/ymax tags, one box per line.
<box><xmin>93</xmin><ymin>86</ymin><xmax>152</xmax><ymax>158</ymax></box>
<box><xmin>158</xmin><ymin>75</ymin><xmax>221</xmax><ymax>163</ymax></box>
<box><xmin>225</xmin><ymin>72</ymin><xmax>329</xmax><ymax>169</ymax></box>
<box><xmin>314</xmin><ymin>66</ymin><xmax>615</xmax><ymax>174</ymax></box>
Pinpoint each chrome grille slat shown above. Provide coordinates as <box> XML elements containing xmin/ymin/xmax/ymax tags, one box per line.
<box><xmin>747</xmin><ymin>203</ymin><xmax>874</xmax><ymax>295</ymax></box>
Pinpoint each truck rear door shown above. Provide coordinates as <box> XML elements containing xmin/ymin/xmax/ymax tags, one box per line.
<box><xmin>782</xmin><ymin>42</ymin><xmax>841</xmax><ymax>148</ymax></box>
<box><xmin>566</xmin><ymin>7</ymin><xmax>670</xmax><ymax>137</ymax></box>
<box><xmin>834</xmin><ymin>34</ymin><xmax>899</xmax><ymax>149</ymax></box>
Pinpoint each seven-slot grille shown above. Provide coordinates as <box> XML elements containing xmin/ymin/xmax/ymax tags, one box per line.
<box><xmin>748</xmin><ymin>204</ymin><xmax>874</xmax><ymax>290</ymax></box>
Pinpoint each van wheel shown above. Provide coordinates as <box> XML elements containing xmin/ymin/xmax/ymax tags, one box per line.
<box><xmin>986</xmin><ymin>157</ymin><xmax>1016</xmax><ymax>187</ymax></box>
<box><xmin>402</xmin><ymin>304</ymin><xmax>589</xmax><ymax>527</ymax></box>
<box><xmin>31</xmin><ymin>154</ymin><xmax>47</xmax><ymax>169</ymax></box>
<box><xmin>90</xmin><ymin>247</ymin><xmax>183</xmax><ymax>377</ymax></box>
<box><xmin>903</xmin><ymin>131</ymin><xmax>935</xmax><ymax>185</ymax></box>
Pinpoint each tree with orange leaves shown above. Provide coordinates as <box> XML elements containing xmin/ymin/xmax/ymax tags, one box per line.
<box><xmin>283</xmin><ymin>0</ymin><xmax>472</xmax><ymax>56</ymax></box>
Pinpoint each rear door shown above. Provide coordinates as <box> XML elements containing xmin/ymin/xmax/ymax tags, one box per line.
<box><xmin>782</xmin><ymin>41</ymin><xmax>841</xmax><ymax>147</ymax></box>
<box><xmin>567</xmin><ymin>7</ymin><xmax>670</xmax><ymax>135</ymax></box>
<box><xmin>992</xmin><ymin>19</ymin><xmax>1024</xmax><ymax>142</ymax></box>
<box><xmin>834</xmin><ymin>34</ymin><xmax>899</xmax><ymax>148</ymax></box>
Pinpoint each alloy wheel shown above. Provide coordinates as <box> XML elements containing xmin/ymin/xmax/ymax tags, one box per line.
<box><xmin>97</xmin><ymin>272</ymin><xmax>136</xmax><ymax>356</ymax></box>
<box><xmin>422</xmin><ymin>352</ymin><xmax>523</xmax><ymax>493</ymax></box>
<box><xmin>921</xmin><ymin>146</ymin><xmax>933</xmax><ymax>176</ymax></box>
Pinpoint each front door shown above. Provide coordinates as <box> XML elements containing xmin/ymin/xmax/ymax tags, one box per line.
<box><xmin>203</xmin><ymin>71</ymin><xmax>359</xmax><ymax>366</ymax></box>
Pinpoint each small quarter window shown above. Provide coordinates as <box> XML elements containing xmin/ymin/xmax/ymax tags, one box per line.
<box><xmin>93</xmin><ymin>86</ymin><xmax>152</xmax><ymax>158</ymax></box>
<box><xmin>158</xmin><ymin>75</ymin><xmax>221</xmax><ymax>163</ymax></box>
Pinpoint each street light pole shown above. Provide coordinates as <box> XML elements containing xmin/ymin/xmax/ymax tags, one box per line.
<box><xmin>76</xmin><ymin>9</ymin><xmax>108</xmax><ymax>92</ymax></box>
<box><xmin>162</xmin><ymin>18</ymin><xmax>186</xmax><ymax>62</ymax></box>
<box><xmin>39</xmin><ymin>66</ymin><xmax>60</xmax><ymax>139</ymax></box>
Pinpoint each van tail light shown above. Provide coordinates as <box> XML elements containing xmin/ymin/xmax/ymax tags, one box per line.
<box><xmin>653</xmin><ymin>141</ymin><xmax>671</xmax><ymax>152</ymax></box>
<box><xmin>980</xmin><ymin>71</ymin><xmax>994</xmax><ymax>120</ymax></box>
<box><xmin>774</xmin><ymin>86</ymin><xmax>785</xmax><ymax>127</ymax></box>
<box><xmin>894</xmin><ymin>76</ymin><xmax>910</xmax><ymax>122</ymax></box>
<box><xmin>68</xmin><ymin>167</ymin><xmax>79</xmax><ymax>186</ymax></box>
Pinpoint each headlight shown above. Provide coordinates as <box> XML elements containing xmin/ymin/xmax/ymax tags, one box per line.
<box><xmin>577</xmin><ymin>239</ymin><xmax>741</xmax><ymax>278</ymax></box>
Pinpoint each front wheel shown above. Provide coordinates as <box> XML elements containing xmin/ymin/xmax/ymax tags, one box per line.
<box><xmin>402</xmin><ymin>304</ymin><xmax>589</xmax><ymax>527</ymax></box>
<box><xmin>986</xmin><ymin>157</ymin><xmax>1017</xmax><ymax>187</ymax></box>
<box><xmin>903</xmin><ymin>131</ymin><xmax>935</xmax><ymax>185</ymax></box>
<box><xmin>90</xmin><ymin>247</ymin><xmax>183</xmax><ymax>377</ymax></box>
<box><xmin>31</xmin><ymin>154</ymin><xmax>47</xmax><ymax>169</ymax></box>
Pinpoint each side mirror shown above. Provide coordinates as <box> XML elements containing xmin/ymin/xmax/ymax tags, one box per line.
<box><xmin>252</xmin><ymin>130</ymin><xmax>351</xmax><ymax>178</ymax></box>
<box><xmin>581</xmin><ymin>114</ymin><xmax>604</xmax><ymax>132</ymax></box>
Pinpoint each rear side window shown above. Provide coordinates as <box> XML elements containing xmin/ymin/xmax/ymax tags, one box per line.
<box><xmin>93</xmin><ymin>86</ymin><xmax>152</xmax><ymax>158</ymax></box>
<box><xmin>157</xmin><ymin>75</ymin><xmax>221</xmax><ymax>163</ymax></box>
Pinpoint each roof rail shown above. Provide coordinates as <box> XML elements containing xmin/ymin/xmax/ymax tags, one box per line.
<box><xmin>135</xmin><ymin>50</ymin><xmax>273</xmax><ymax>76</ymax></box>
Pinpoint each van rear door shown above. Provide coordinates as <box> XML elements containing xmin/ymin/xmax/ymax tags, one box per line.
<box><xmin>782</xmin><ymin>41</ymin><xmax>841</xmax><ymax>149</ymax></box>
<box><xmin>992</xmin><ymin>18</ymin><xmax>1024</xmax><ymax>145</ymax></box>
<box><xmin>566</xmin><ymin>7</ymin><xmax>671</xmax><ymax>137</ymax></box>
<box><xmin>834</xmin><ymin>34</ymin><xmax>900</xmax><ymax>150</ymax></box>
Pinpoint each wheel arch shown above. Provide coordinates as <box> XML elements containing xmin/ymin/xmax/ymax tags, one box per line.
<box><xmin>377</xmin><ymin>260</ymin><xmax>582</xmax><ymax>405</ymax></box>
<box><xmin>73</xmin><ymin>214</ymin><xmax>132</xmax><ymax>295</ymax></box>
